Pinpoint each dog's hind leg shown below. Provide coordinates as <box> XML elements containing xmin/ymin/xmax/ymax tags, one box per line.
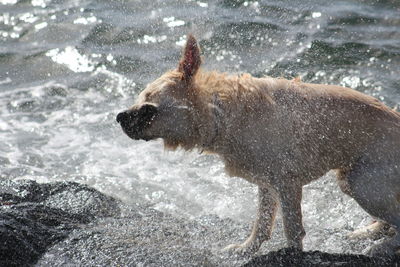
<box><xmin>223</xmin><ymin>186</ymin><xmax>278</xmax><ymax>255</ymax></box>
<box><xmin>337</xmin><ymin>169</ymin><xmax>395</xmax><ymax>240</ymax></box>
<box><xmin>341</xmin><ymin>153</ymin><xmax>400</xmax><ymax>257</ymax></box>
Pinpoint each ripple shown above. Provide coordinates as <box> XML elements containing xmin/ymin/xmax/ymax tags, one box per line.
<box><xmin>31</xmin><ymin>0</ymin><xmax>50</xmax><ymax>8</ymax></box>
<box><xmin>34</xmin><ymin>21</ymin><xmax>48</xmax><ymax>31</ymax></box>
<box><xmin>163</xmin><ymin>16</ymin><xmax>185</xmax><ymax>28</ymax></box>
<box><xmin>45</xmin><ymin>46</ymin><xmax>95</xmax><ymax>73</ymax></box>
<box><xmin>0</xmin><ymin>0</ymin><xmax>17</xmax><ymax>5</ymax></box>
<box><xmin>73</xmin><ymin>16</ymin><xmax>98</xmax><ymax>25</ymax></box>
<box><xmin>136</xmin><ymin>34</ymin><xmax>167</xmax><ymax>44</ymax></box>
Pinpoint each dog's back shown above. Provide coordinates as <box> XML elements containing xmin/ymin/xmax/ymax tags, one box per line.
<box><xmin>207</xmin><ymin>75</ymin><xmax>400</xmax><ymax>184</ymax></box>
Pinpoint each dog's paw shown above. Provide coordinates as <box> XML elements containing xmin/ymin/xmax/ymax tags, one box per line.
<box><xmin>222</xmin><ymin>241</ymin><xmax>259</xmax><ymax>256</ymax></box>
<box><xmin>348</xmin><ymin>221</ymin><xmax>394</xmax><ymax>240</ymax></box>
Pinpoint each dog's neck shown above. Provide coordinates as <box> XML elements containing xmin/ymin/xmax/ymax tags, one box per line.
<box><xmin>197</xmin><ymin>92</ymin><xmax>225</xmax><ymax>152</ymax></box>
<box><xmin>192</xmin><ymin>70</ymin><xmax>288</xmax><ymax>155</ymax></box>
<box><xmin>171</xmin><ymin>70</ymin><xmax>281</xmax><ymax>153</ymax></box>
<box><xmin>192</xmin><ymin>71</ymin><xmax>255</xmax><ymax>153</ymax></box>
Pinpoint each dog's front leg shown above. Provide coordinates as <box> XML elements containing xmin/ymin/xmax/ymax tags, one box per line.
<box><xmin>223</xmin><ymin>186</ymin><xmax>278</xmax><ymax>255</ymax></box>
<box><xmin>279</xmin><ymin>185</ymin><xmax>305</xmax><ymax>249</ymax></box>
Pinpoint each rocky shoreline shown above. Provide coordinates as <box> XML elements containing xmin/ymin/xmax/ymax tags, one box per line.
<box><xmin>0</xmin><ymin>179</ymin><xmax>120</xmax><ymax>266</ymax></box>
<box><xmin>1</xmin><ymin>179</ymin><xmax>399</xmax><ymax>266</ymax></box>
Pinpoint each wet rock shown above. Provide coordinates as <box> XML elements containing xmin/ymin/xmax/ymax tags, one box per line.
<box><xmin>2</xmin><ymin>179</ymin><xmax>400</xmax><ymax>266</ymax></box>
<box><xmin>0</xmin><ymin>203</ymin><xmax>87</xmax><ymax>267</ymax></box>
<box><xmin>0</xmin><ymin>179</ymin><xmax>120</xmax><ymax>267</ymax></box>
<box><xmin>244</xmin><ymin>247</ymin><xmax>400</xmax><ymax>267</ymax></box>
<box><xmin>37</xmin><ymin>210</ymin><xmax>248</xmax><ymax>266</ymax></box>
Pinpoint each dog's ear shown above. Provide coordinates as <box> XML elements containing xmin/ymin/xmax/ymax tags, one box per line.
<box><xmin>178</xmin><ymin>34</ymin><xmax>201</xmax><ymax>82</ymax></box>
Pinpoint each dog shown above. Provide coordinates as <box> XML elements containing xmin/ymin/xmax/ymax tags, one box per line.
<box><xmin>117</xmin><ymin>34</ymin><xmax>400</xmax><ymax>256</ymax></box>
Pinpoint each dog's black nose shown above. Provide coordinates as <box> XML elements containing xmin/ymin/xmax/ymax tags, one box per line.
<box><xmin>116</xmin><ymin>111</ymin><xmax>129</xmax><ymax>123</ymax></box>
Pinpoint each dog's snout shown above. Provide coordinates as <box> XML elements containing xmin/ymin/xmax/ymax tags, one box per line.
<box><xmin>116</xmin><ymin>104</ymin><xmax>158</xmax><ymax>142</ymax></box>
<box><xmin>116</xmin><ymin>111</ymin><xmax>130</xmax><ymax>123</ymax></box>
<box><xmin>139</xmin><ymin>104</ymin><xmax>158</xmax><ymax>118</ymax></box>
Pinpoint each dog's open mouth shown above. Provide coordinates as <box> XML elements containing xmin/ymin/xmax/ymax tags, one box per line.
<box><xmin>116</xmin><ymin>104</ymin><xmax>158</xmax><ymax>141</ymax></box>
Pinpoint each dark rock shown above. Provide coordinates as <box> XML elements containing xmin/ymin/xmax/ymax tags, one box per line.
<box><xmin>0</xmin><ymin>179</ymin><xmax>120</xmax><ymax>267</ymax></box>
<box><xmin>0</xmin><ymin>203</ymin><xmax>87</xmax><ymax>267</ymax></box>
<box><xmin>244</xmin><ymin>247</ymin><xmax>400</xmax><ymax>267</ymax></box>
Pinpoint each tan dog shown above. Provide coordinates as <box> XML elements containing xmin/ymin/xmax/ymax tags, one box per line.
<box><xmin>117</xmin><ymin>35</ymin><xmax>400</xmax><ymax>256</ymax></box>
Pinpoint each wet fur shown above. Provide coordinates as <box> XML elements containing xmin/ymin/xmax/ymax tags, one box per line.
<box><xmin>117</xmin><ymin>35</ymin><xmax>400</xmax><ymax>256</ymax></box>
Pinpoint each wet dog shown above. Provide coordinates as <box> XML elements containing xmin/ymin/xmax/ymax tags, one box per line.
<box><xmin>117</xmin><ymin>35</ymin><xmax>400</xmax><ymax>256</ymax></box>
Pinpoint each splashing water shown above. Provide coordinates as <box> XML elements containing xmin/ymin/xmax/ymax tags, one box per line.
<box><xmin>1</xmin><ymin>0</ymin><xmax>400</xmax><ymax>261</ymax></box>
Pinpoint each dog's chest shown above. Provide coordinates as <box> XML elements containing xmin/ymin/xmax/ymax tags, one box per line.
<box><xmin>221</xmin><ymin>154</ymin><xmax>275</xmax><ymax>186</ymax></box>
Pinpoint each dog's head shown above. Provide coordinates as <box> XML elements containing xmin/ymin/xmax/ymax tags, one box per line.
<box><xmin>116</xmin><ymin>35</ymin><xmax>203</xmax><ymax>149</ymax></box>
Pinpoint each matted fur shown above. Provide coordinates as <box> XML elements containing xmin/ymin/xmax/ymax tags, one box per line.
<box><xmin>117</xmin><ymin>35</ymin><xmax>400</xmax><ymax>256</ymax></box>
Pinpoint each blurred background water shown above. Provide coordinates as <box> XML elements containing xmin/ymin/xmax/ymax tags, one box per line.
<box><xmin>1</xmin><ymin>0</ymin><xmax>400</xmax><ymax>256</ymax></box>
